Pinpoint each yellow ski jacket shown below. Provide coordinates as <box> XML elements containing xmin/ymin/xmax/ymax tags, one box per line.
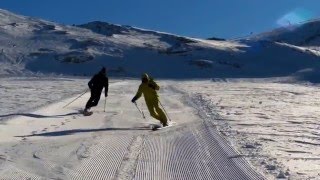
<box><xmin>133</xmin><ymin>79</ymin><xmax>160</xmax><ymax>103</ymax></box>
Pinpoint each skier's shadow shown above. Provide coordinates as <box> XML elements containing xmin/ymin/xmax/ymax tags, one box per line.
<box><xmin>0</xmin><ymin>112</ymin><xmax>81</xmax><ymax>119</ymax></box>
<box><xmin>15</xmin><ymin>127</ymin><xmax>149</xmax><ymax>138</ymax></box>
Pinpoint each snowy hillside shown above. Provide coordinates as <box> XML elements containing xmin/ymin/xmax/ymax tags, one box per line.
<box><xmin>0</xmin><ymin>9</ymin><xmax>320</xmax><ymax>81</ymax></box>
<box><xmin>249</xmin><ymin>19</ymin><xmax>320</xmax><ymax>48</ymax></box>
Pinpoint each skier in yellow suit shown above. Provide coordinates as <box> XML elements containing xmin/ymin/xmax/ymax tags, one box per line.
<box><xmin>131</xmin><ymin>73</ymin><xmax>168</xmax><ymax>127</ymax></box>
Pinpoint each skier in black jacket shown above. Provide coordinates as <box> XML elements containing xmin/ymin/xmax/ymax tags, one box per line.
<box><xmin>84</xmin><ymin>67</ymin><xmax>109</xmax><ymax>115</ymax></box>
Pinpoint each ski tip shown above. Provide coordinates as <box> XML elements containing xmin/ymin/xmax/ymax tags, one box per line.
<box><xmin>150</xmin><ymin>124</ymin><xmax>161</xmax><ymax>131</ymax></box>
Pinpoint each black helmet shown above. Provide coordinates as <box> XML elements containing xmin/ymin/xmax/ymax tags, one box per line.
<box><xmin>100</xmin><ymin>67</ymin><xmax>106</xmax><ymax>74</ymax></box>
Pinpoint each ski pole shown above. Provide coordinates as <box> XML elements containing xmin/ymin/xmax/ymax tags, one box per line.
<box><xmin>159</xmin><ymin>100</ymin><xmax>171</xmax><ymax>122</ymax></box>
<box><xmin>134</xmin><ymin>102</ymin><xmax>145</xmax><ymax>119</ymax></box>
<box><xmin>104</xmin><ymin>97</ymin><xmax>106</xmax><ymax>112</ymax></box>
<box><xmin>63</xmin><ymin>89</ymin><xmax>88</xmax><ymax>108</ymax></box>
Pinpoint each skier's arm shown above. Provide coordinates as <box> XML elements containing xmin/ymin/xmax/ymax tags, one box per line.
<box><xmin>149</xmin><ymin>78</ymin><xmax>160</xmax><ymax>90</ymax></box>
<box><xmin>131</xmin><ymin>85</ymin><xmax>143</xmax><ymax>103</ymax></box>
<box><xmin>88</xmin><ymin>76</ymin><xmax>95</xmax><ymax>89</ymax></box>
<box><xmin>104</xmin><ymin>77</ymin><xmax>109</xmax><ymax>97</ymax></box>
<box><xmin>153</xmin><ymin>81</ymin><xmax>160</xmax><ymax>90</ymax></box>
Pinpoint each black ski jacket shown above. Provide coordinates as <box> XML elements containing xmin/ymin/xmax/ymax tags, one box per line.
<box><xmin>88</xmin><ymin>72</ymin><xmax>109</xmax><ymax>96</ymax></box>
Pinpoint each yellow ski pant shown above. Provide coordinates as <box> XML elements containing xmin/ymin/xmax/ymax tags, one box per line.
<box><xmin>145</xmin><ymin>99</ymin><xmax>167</xmax><ymax>125</ymax></box>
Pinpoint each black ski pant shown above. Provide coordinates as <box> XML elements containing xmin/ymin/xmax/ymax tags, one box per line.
<box><xmin>85</xmin><ymin>89</ymin><xmax>102</xmax><ymax>109</ymax></box>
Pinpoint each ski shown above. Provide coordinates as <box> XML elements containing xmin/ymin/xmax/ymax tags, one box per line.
<box><xmin>79</xmin><ymin>109</ymin><xmax>93</xmax><ymax>116</ymax></box>
<box><xmin>151</xmin><ymin>122</ymin><xmax>176</xmax><ymax>131</ymax></box>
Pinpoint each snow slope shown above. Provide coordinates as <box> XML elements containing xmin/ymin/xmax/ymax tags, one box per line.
<box><xmin>0</xmin><ymin>9</ymin><xmax>320</xmax><ymax>81</ymax></box>
<box><xmin>249</xmin><ymin>19</ymin><xmax>320</xmax><ymax>48</ymax></box>
<box><xmin>2</xmin><ymin>78</ymin><xmax>320</xmax><ymax>179</ymax></box>
<box><xmin>179</xmin><ymin>79</ymin><xmax>320</xmax><ymax>180</ymax></box>
<box><xmin>0</xmin><ymin>79</ymin><xmax>265</xmax><ymax>179</ymax></box>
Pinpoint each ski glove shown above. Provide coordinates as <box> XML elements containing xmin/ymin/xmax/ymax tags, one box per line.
<box><xmin>131</xmin><ymin>96</ymin><xmax>138</xmax><ymax>103</ymax></box>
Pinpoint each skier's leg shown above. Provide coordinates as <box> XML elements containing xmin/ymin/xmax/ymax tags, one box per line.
<box><xmin>91</xmin><ymin>93</ymin><xmax>101</xmax><ymax>107</ymax></box>
<box><xmin>146</xmin><ymin>101</ymin><xmax>161</xmax><ymax>121</ymax></box>
<box><xmin>85</xmin><ymin>91</ymin><xmax>96</xmax><ymax>109</ymax></box>
<box><xmin>146</xmin><ymin>100</ymin><xmax>167</xmax><ymax>126</ymax></box>
<box><xmin>85</xmin><ymin>91</ymin><xmax>100</xmax><ymax>110</ymax></box>
<box><xmin>154</xmin><ymin>102</ymin><xmax>168</xmax><ymax>126</ymax></box>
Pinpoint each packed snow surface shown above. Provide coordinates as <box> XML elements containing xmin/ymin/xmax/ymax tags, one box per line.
<box><xmin>0</xmin><ymin>78</ymin><xmax>319</xmax><ymax>179</ymax></box>
<box><xmin>0</xmin><ymin>78</ymin><xmax>265</xmax><ymax>179</ymax></box>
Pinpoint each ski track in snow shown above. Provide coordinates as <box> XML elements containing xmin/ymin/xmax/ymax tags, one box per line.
<box><xmin>0</xmin><ymin>78</ymin><xmax>320</xmax><ymax>179</ymax></box>
<box><xmin>2</xmin><ymin>78</ymin><xmax>320</xmax><ymax>179</ymax></box>
<box><xmin>0</xmin><ymin>77</ymin><xmax>88</xmax><ymax>119</ymax></box>
<box><xmin>0</xmin><ymin>78</ymin><xmax>266</xmax><ymax>179</ymax></box>
<box><xmin>177</xmin><ymin>80</ymin><xmax>320</xmax><ymax>180</ymax></box>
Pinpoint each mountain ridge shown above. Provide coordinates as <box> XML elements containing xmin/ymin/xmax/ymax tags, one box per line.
<box><xmin>0</xmin><ymin>9</ymin><xmax>320</xmax><ymax>81</ymax></box>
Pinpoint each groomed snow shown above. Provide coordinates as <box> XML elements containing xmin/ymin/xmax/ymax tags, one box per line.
<box><xmin>1</xmin><ymin>77</ymin><xmax>319</xmax><ymax>179</ymax></box>
<box><xmin>177</xmin><ymin>79</ymin><xmax>320</xmax><ymax>179</ymax></box>
<box><xmin>0</xmin><ymin>78</ymin><xmax>265</xmax><ymax>179</ymax></box>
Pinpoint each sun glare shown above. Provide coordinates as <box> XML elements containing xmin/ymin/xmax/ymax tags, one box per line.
<box><xmin>277</xmin><ymin>8</ymin><xmax>316</xmax><ymax>27</ymax></box>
